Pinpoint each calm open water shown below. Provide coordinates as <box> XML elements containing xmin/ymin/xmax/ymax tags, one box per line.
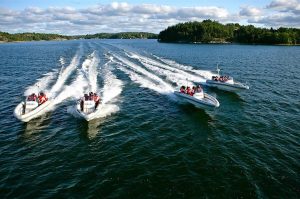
<box><xmin>0</xmin><ymin>39</ymin><xmax>299</xmax><ymax>198</ymax></box>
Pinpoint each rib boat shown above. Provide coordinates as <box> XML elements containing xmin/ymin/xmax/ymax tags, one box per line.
<box><xmin>174</xmin><ymin>87</ymin><xmax>219</xmax><ymax>109</ymax></box>
<box><xmin>206</xmin><ymin>66</ymin><xmax>249</xmax><ymax>92</ymax></box>
<box><xmin>14</xmin><ymin>94</ymin><xmax>51</xmax><ymax>122</ymax></box>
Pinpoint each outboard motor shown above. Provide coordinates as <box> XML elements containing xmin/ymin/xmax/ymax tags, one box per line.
<box><xmin>83</xmin><ymin>100</ymin><xmax>95</xmax><ymax>114</ymax></box>
<box><xmin>24</xmin><ymin>101</ymin><xmax>38</xmax><ymax>114</ymax></box>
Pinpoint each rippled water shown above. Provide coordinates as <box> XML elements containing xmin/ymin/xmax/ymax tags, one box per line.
<box><xmin>0</xmin><ymin>40</ymin><xmax>299</xmax><ymax>198</ymax></box>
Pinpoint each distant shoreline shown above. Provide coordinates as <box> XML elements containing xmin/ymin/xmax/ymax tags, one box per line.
<box><xmin>1</xmin><ymin>39</ymin><xmax>300</xmax><ymax>46</ymax></box>
<box><xmin>0</xmin><ymin>31</ymin><xmax>158</xmax><ymax>43</ymax></box>
<box><xmin>0</xmin><ymin>38</ymin><xmax>157</xmax><ymax>44</ymax></box>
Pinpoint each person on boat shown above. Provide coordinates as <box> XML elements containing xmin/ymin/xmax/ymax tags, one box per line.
<box><xmin>27</xmin><ymin>93</ymin><xmax>37</xmax><ymax>101</ymax></box>
<box><xmin>180</xmin><ymin>86</ymin><xmax>186</xmax><ymax>93</ymax></box>
<box><xmin>79</xmin><ymin>94</ymin><xmax>88</xmax><ymax>111</ymax></box>
<box><xmin>84</xmin><ymin>94</ymin><xmax>89</xmax><ymax>101</ymax></box>
<box><xmin>191</xmin><ymin>86</ymin><xmax>196</xmax><ymax>96</ymax></box>
<box><xmin>93</xmin><ymin>93</ymin><xmax>100</xmax><ymax>109</ymax></box>
<box><xmin>38</xmin><ymin>92</ymin><xmax>48</xmax><ymax>105</ymax></box>
<box><xmin>89</xmin><ymin>92</ymin><xmax>94</xmax><ymax>100</ymax></box>
<box><xmin>80</xmin><ymin>99</ymin><xmax>84</xmax><ymax>111</ymax></box>
<box><xmin>186</xmin><ymin>86</ymin><xmax>192</xmax><ymax>95</ymax></box>
<box><xmin>196</xmin><ymin>85</ymin><xmax>202</xmax><ymax>93</ymax></box>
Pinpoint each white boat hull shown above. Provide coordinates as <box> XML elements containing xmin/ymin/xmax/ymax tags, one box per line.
<box><xmin>75</xmin><ymin>103</ymin><xmax>102</xmax><ymax>121</ymax></box>
<box><xmin>174</xmin><ymin>91</ymin><xmax>219</xmax><ymax>109</ymax></box>
<box><xmin>206</xmin><ymin>80</ymin><xmax>249</xmax><ymax>92</ymax></box>
<box><xmin>14</xmin><ymin>100</ymin><xmax>52</xmax><ymax>122</ymax></box>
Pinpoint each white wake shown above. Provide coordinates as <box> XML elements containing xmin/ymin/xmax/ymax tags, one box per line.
<box><xmin>50</xmin><ymin>43</ymin><xmax>83</xmax><ymax>96</ymax></box>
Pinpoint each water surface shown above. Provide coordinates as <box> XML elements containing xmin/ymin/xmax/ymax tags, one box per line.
<box><xmin>0</xmin><ymin>40</ymin><xmax>299</xmax><ymax>198</ymax></box>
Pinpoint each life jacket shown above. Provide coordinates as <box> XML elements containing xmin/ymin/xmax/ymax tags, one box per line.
<box><xmin>186</xmin><ymin>88</ymin><xmax>191</xmax><ymax>95</ymax></box>
<box><xmin>94</xmin><ymin>95</ymin><xmax>100</xmax><ymax>102</ymax></box>
<box><xmin>190</xmin><ymin>89</ymin><xmax>195</xmax><ymax>96</ymax></box>
<box><xmin>38</xmin><ymin>95</ymin><xmax>47</xmax><ymax>104</ymax></box>
<box><xmin>28</xmin><ymin>94</ymin><xmax>37</xmax><ymax>101</ymax></box>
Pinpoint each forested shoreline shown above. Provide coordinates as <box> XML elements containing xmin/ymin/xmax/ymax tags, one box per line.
<box><xmin>1</xmin><ymin>20</ymin><xmax>300</xmax><ymax>45</ymax></box>
<box><xmin>84</xmin><ymin>32</ymin><xmax>157</xmax><ymax>39</ymax></box>
<box><xmin>158</xmin><ymin>20</ymin><xmax>300</xmax><ymax>45</ymax></box>
<box><xmin>0</xmin><ymin>32</ymin><xmax>157</xmax><ymax>42</ymax></box>
<box><xmin>0</xmin><ymin>32</ymin><xmax>69</xmax><ymax>42</ymax></box>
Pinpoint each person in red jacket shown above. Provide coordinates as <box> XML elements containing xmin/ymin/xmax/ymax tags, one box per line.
<box><xmin>186</xmin><ymin>86</ymin><xmax>192</xmax><ymax>95</ymax></box>
<box><xmin>93</xmin><ymin>93</ymin><xmax>100</xmax><ymax>109</ymax></box>
<box><xmin>38</xmin><ymin>92</ymin><xmax>48</xmax><ymax>105</ymax></box>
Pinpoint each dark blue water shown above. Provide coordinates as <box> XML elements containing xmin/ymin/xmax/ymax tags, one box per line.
<box><xmin>0</xmin><ymin>40</ymin><xmax>299</xmax><ymax>198</ymax></box>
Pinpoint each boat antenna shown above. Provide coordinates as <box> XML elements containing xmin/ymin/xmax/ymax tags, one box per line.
<box><xmin>216</xmin><ymin>64</ymin><xmax>221</xmax><ymax>76</ymax></box>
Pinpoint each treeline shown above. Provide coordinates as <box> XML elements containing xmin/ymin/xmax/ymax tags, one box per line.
<box><xmin>0</xmin><ymin>31</ymin><xmax>157</xmax><ymax>42</ymax></box>
<box><xmin>83</xmin><ymin>32</ymin><xmax>157</xmax><ymax>39</ymax></box>
<box><xmin>158</xmin><ymin>20</ymin><xmax>300</xmax><ymax>45</ymax></box>
<box><xmin>0</xmin><ymin>32</ymin><xmax>70</xmax><ymax>42</ymax></box>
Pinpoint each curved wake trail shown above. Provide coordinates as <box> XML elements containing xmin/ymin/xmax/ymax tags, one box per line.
<box><xmin>110</xmin><ymin>53</ymin><xmax>173</xmax><ymax>93</ymax></box>
<box><xmin>50</xmin><ymin>44</ymin><xmax>83</xmax><ymax>96</ymax></box>
<box><xmin>125</xmin><ymin>52</ymin><xmax>195</xmax><ymax>86</ymax></box>
<box><xmin>82</xmin><ymin>51</ymin><xmax>100</xmax><ymax>92</ymax></box>
<box><xmin>126</xmin><ymin>51</ymin><xmax>207</xmax><ymax>85</ymax></box>
<box><xmin>117</xmin><ymin>64</ymin><xmax>167</xmax><ymax>94</ymax></box>
<box><xmin>106</xmin><ymin>53</ymin><xmax>171</xmax><ymax>94</ymax></box>
<box><xmin>101</xmin><ymin>63</ymin><xmax>123</xmax><ymax>104</ymax></box>
<box><xmin>54</xmin><ymin>68</ymin><xmax>88</xmax><ymax>105</ymax></box>
<box><xmin>54</xmin><ymin>50</ymin><xmax>97</xmax><ymax>105</ymax></box>
<box><xmin>23</xmin><ymin>44</ymin><xmax>83</xmax><ymax>99</ymax></box>
<box><xmin>152</xmin><ymin>55</ymin><xmax>216</xmax><ymax>80</ymax></box>
<box><xmin>67</xmin><ymin>58</ymin><xmax>123</xmax><ymax>120</ymax></box>
<box><xmin>24</xmin><ymin>69</ymin><xmax>58</xmax><ymax>96</ymax></box>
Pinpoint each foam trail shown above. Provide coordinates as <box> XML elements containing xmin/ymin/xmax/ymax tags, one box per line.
<box><xmin>106</xmin><ymin>53</ymin><xmax>172</xmax><ymax>94</ymax></box>
<box><xmin>126</xmin><ymin>51</ymin><xmax>204</xmax><ymax>84</ymax></box>
<box><xmin>54</xmin><ymin>51</ymin><xmax>91</xmax><ymax>105</ymax></box>
<box><xmin>82</xmin><ymin>51</ymin><xmax>100</xmax><ymax>92</ymax></box>
<box><xmin>111</xmin><ymin>53</ymin><xmax>173</xmax><ymax>92</ymax></box>
<box><xmin>22</xmin><ymin>67</ymin><xmax>88</xmax><ymax>116</ymax></box>
<box><xmin>68</xmin><ymin>57</ymin><xmax>123</xmax><ymax>120</ymax></box>
<box><xmin>153</xmin><ymin>55</ymin><xmax>215</xmax><ymax>79</ymax></box>
<box><xmin>59</xmin><ymin>56</ymin><xmax>65</xmax><ymax>67</ymax></box>
<box><xmin>117</xmin><ymin>64</ymin><xmax>167</xmax><ymax>94</ymax></box>
<box><xmin>101</xmin><ymin>64</ymin><xmax>123</xmax><ymax>104</ymax></box>
<box><xmin>126</xmin><ymin>52</ymin><xmax>194</xmax><ymax>86</ymax></box>
<box><xmin>50</xmin><ymin>43</ymin><xmax>83</xmax><ymax>96</ymax></box>
<box><xmin>24</xmin><ymin>69</ymin><xmax>58</xmax><ymax>96</ymax></box>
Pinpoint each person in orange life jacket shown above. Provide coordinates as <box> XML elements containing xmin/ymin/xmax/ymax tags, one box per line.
<box><xmin>180</xmin><ymin>86</ymin><xmax>186</xmax><ymax>93</ymax></box>
<box><xmin>38</xmin><ymin>92</ymin><xmax>47</xmax><ymax>105</ymax></box>
<box><xmin>190</xmin><ymin>86</ymin><xmax>196</xmax><ymax>96</ymax></box>
<box><xmin>186</xmin><ymin>86</ymin><xmax>192</xmax><ymax>95</ymax></box>
<box><xmin>93</xmin><ymin>93</ymin><xmax>100</xmax><ymax>109</ymax></box>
